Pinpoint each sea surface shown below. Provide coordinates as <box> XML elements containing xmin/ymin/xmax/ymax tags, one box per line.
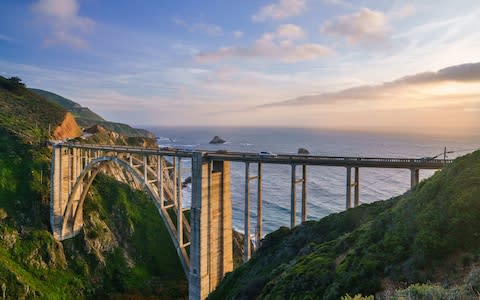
<box><xmin>145</xmin><ymin>126</ymin><xmax>479</xmax><ymax>236</ymax></box>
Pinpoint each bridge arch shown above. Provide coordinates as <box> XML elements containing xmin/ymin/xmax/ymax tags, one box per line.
<box><xmin>52</xmin><ymin>151</ymin><xmax>189</xmax><ymax>275</ymax></box>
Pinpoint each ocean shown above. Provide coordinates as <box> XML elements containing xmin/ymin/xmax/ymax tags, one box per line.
<box><xmin>145</xmin><ymin>126</ymin><xmax>479</xmax><ymax>235</ymax></box>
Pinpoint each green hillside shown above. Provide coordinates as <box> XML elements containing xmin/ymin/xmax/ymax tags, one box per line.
<box><xmin>29</xmin><ymin>88</ymin><xmax>105</xmax><ymax>122</ymax></box>
<box><xmin>30</xmin><ymin>88</ymin><xmax>155</xmax><ymax>138</ymax></box>
<box><xmin>210</xmin><ymin>151</ymin><xmax>480</xmax><ymax>299</ymax></box>
<box><xmin>0</xmin><ymin>78</ymin><xmax>186</xmax><ymax>298</ymax></box>
<box><xmin>0</xmin><ymin>77</ymin><xmax>66</xmax><ymax>143</ymax></box>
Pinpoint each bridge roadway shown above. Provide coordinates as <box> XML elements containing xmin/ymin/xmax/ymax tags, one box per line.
<box><xmin>64</xmin><ymin>142</ymin><xmax>452</xmax><ymax>169</ymax></box>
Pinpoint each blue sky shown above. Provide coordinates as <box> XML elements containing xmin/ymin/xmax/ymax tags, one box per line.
<box><xmin>0</xmin><ymin>0</ymin><xmax>479</xmax><ymax>132</ymax></box>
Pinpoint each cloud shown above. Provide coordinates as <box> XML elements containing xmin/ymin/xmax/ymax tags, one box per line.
<box><xmin>252</xmin><ymin>0</ymin><xmax>306</xmax><ymax>22</ymax></box>
<box><xmin>196</xmin><ymin>25</ymin><xmax>331</xmax><ymax>63</ymax></box>
<box><xmin>173</xmin><ymin>17</ymin><xmax>223</xmax><ymax>37</ymax></box>
<box><xmin>321</xmin><ymin>8</ymin><xmax>389</xmax><ymax>43</ymax></box>
<box><xmin>260</xmin><ymin>62</ymin><xmax>480</xmax><ymax>107</ymax></box>
<box><xmin>277</xmin><ymin>24</ymin><xmax>306</xmax><ymax>40</ymax></box>
<box><xmin>32</xmin><ymin>0</ymin><xmax>94</xmax><ymax>49</ymax></box>
<box><xmin>0</xmin><ymin>34</ymin><xmax>12</xmax><ymax>42</ymax></box>
<box><xmin>397</xmin><ymin>62</ymin><xmax>480</xmax><ymax>84</ymax></box>
<box><xmin>321</xmin><ymin>0</ymin><xmax>355</xmax><ymax>9</ymax></box>
<box><xmin>391</xmin><ymin>4</ymin><xmax>416</xmax><ymax>19</ymax></box>
<box><xmin>233</xmin><ymin>31</ymin><xmax>244</xmax><ymax>38</ymax></box>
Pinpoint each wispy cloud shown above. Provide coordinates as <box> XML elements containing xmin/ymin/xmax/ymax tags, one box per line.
<box><xmin>252</xmin><ymin>0</ymin><xmax>306</xmax><ymax>22</ymax></box>
<box><xmin>260</xmin><ymin>62</ymin><xmax>480</xmax><ymax>108</ymax></box>
<box><xmin>173</xmin><ymin>17</ymin><xmax>223</xmax><ymax>37</ymax></box>
<box><xmin>0</xmin><ymin>34</ymin><xmax>12</xmax><ymax>42</ymax></box>
<box><xmin>391</xmin><ymin>4</ymin><xmax>417</xmax><ymax>20</ymax></box>
<box><xmin>197</xmin><ymin>24</ymin><xmax>330</xmax><ymax>63</ymax></box>
<box><xmin>277</xmin><ymin>24</ymin><xmax>306</xmax><ymax>40</ymax></box>
<box><xmin>32</xmin><ymin>0</ymin><xmax>95</xmax><ymax>49</ymax></box>
<box><xmin>321</xmin><ymin>8</ymin><xmax>389</xmax><ymax>43</ymax></box>
<box><xmin>321</xmin><ymin>0</ymin><xmax>355</xmax><ymax>9</ymax></box>
<box><xmin>233</xmin><ymin>30</ymin><xmax>244</xmax><ymax>38</ymax></box>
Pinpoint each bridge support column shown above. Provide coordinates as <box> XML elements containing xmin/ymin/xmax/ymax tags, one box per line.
<box><xmin>301</xmin><ymin>165</ymin><xmax>307</xmax><ymax>222</ymax></box>
<box><xmin>291</xmin><ymin>164</ymin><xmax>296</xmax><ymax>228</ymax></box>
<box><xmin>189</xmin><ymin>153</ymin><xmax>233</xmax><ymax>300</ymax></box>
<box><xmin>256</xmin><ymin>163</ymin><xmax>263</xmax><ymax>245</ymax></box>
<box><xmin>354</xmin><ymin>167</ymin><xmax>359</xmax><ymax>207</ymax></box>
<box><xmin>244</xmin><ymin>162</ymin><xmax>251</xmax><ymax>262</ymax></box>
<box><xmin>410</xmin><ymin>168</ymin><xmax>419</xmax><ymax>190</ymax></box>
<box><xmin>346</xmin><ymin>167</ymin><xmax>352</xmax><ymax>209</ymax></box>
<box><xmin>177</xmin><ymin>157</ymin><xmax>183</xmax><ymax>247</ymax></box>
<box><xmin>50</xmin><ymin>145</ymin><xmax>83</xmax><ymax>240</ymax></box>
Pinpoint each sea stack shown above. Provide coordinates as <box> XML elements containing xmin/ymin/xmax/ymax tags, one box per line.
<box><xmin>298</xmin><ymin>147</ymin><xmax>310</xmax><ymax>154</ymax></box>
<box><xmin>209</xmin><ymin>135</ymin><xmax>226</xmax><ymax>144</ymax></box>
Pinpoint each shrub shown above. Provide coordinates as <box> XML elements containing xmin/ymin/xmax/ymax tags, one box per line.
<box><xmin>341</xmin><ymin>293</ymin><xmax>374</xmax><ymax>300</ymax></box>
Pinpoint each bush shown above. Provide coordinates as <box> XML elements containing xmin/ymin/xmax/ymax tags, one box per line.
<box><xmin>341</xmin><ymin>294</ymin><xmax>374</xmax><ymax>300</ymax></box>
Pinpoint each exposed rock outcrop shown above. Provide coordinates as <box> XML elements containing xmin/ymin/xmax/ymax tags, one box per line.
<box><xmin>209</xmin><ymin>136</ymin><xmax>226</xmax><ymax>144</ymax></box>
<box><xmin>53</xmin><ymin>112</ymin><xmax>82</xmax><ymax>140</ymax></box>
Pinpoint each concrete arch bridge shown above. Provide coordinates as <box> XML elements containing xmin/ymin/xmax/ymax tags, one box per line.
<box><xmin>50</xmin><ymin>143</ymin><xmax>451</xmax><ymax>299</ymax></box>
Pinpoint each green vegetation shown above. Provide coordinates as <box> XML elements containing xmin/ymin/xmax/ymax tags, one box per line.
<box><xmin>0</xmin><ymin>76</ymin><xmax>66</xmax><ymax>143</ymax></box>
<box><xmin>30</xmin><ymin>88</ymin><xmax>155</xmax><ymax>138</ymax></box>
<box><xmin>209</xmin><ymin>150</ymin><xmax>480</xmax><ymax>299</ymax></box>
<box><xmin>30</xmin><ymin>88</ymin><xmax>105</xmax><ymax>122</ymax></box>
<box><xmin>0</xmin><ymin>78</ymin><xmax>187</xmax><ymax>298</ymax></box>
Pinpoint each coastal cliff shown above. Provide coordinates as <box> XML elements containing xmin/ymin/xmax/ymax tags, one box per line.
<box><xmin>52</xmin><ymin>112</ymin><xmax>81</xmax><ymax>140</ymax></box>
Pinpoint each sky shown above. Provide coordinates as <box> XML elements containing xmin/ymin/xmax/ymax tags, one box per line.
<box><xmin>0</xmin><ymin>0</ymin><xmax>479</xmax><ymax>134</ymax></box>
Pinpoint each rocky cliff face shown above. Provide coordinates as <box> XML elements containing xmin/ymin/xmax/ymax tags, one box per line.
<box><xmin>53</xmin><ymin>112</ymin><xmax>82</xmax><ymax>140</ymax></box>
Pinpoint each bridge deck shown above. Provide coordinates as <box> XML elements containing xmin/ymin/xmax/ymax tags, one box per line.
<box><xmin>59</xmin><ymin>143</ymin><xmax>452</xmax><ymax>169</ymax></box>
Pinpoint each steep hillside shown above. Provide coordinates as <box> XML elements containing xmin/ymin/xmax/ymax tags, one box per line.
<box><xmin>0</xmin><ymin>76</ymin><xmax>69</xmax><ymax>143</ymax></box>
<box><xmin>0</xmin><ymin>77</ymin><xmax>187</xmax><ymax>298</ymax></box>
<box><xmin>30</xmin><ymin>88</ymin><xmax>155</xmax><ymax>138</ymax></box>
<box><xmin>29</xmin><ymin>88</ymin><xmax>104</xmax><ymax>122</ymax></box>
<box><xmin>210</xmin><ymin>151</ymin><xmax>480</xmax><ymax>299</ymax></box>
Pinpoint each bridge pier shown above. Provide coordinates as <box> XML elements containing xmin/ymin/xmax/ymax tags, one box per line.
<box><xmin>410</xmin><ymin>168</ymin><xmax>419</xmax><ymax>190</ymax></box>
<box><xmin>346</xmin><ymin>166</ymin><xmax>360</xmax><ymax>209</ymax></box>
<box><xmin>189</xmin><ymin>153</ymin><xmax>233</xmax><ymax>300</ymax></box>
<box><xmin>354</xmin><ymin>167</ymin><xmax>359</xmax><ymax>207</ymax></box>
<box><xmin>244</xmin><ymin>162</ymin><xmax>251</xmax><ymax>262</ymax></box>
<box><xmin>290</xmin><ymin>165</ymin><xmax>307</xmax><ymax>228</ymax></box>
<box><xmin>256</xmin><ymin>163</ymin><xmax>263</xmax><ymax>245</ymax></box>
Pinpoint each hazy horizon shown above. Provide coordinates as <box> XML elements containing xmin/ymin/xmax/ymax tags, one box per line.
<box><xmin>1</xmin><ymin>0</ymin><xmax>479</xmax><ymax>133</ymax></box>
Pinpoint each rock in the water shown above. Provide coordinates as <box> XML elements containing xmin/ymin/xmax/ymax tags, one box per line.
<box><xmin>182</xmin><ymin>176</ymin><xmax>192</xmax><ymax>188</ymax></box>
<box><xmin>298</xmin><ymin>148</ymin><xmax>310</xmax><ymax>154</ymax></box>
<box><xmin>209</xmin><ymin>136</ymin><xmax>226</xmax><ymax>144</ymax></box>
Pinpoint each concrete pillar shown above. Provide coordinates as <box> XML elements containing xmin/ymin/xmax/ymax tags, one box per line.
<box><xmin>354</xmin><ymin>167</ymin><xmax>359</xmax><ymax>207</ymax></box>
<box><xmin>291</xmin><ymin>164</ymin><xmax>296</xmax><ymax>228</ymax></box>
<box><xmin>256</xmin><ymin>163</ymin><xmax>263</xmax><ymax>244</ymax></box>
<box><xmin>173</xmin><ymin>157</ymin><xmax>177</xmax><ymax>207</ymax></box>
<box><xmin>410</xmin><ymin>168</ymin><xmax>419</xmax><ymax>189</ymax></box>
<box><xmin>189</xmin><ymin>153</ymin><xmax>233</xmax><ymax>300</ymax></box>
<box><xmin>67</xmin><ymin>148</ymin><xmax>72</xmax><ymax>194</ymax></box>
<box><xmin>346</xmin><ymin>167</ymin><xmax>352</xmax><ymax>209</ymax></box>
<box><xmin>301</xmin><ymin>165</ymin><xmax>307</xmax><ymax>222</ymax></box>
<box><xmin>177</xmin><ymin>157</ymin><xmax>183</xmax><ymax>246</ymax></box>
<box><xmin>158</xmin><ymin>156</ymin><xmax>164</xmax><ymax>207</ymax></box>
<box><xmin>144</xmin><ymin>156</ymin><xmax>148</xmax><ymax>184</ymax></box>
<box><xmin>50</xmin><ymin>145</ymin><xmax>62</xmax><ymax>239</ymax></box>
<box><xmin>244</xmin><ymin>162</ymin><xmax>251</xmax><ymax>262</ymax></box>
